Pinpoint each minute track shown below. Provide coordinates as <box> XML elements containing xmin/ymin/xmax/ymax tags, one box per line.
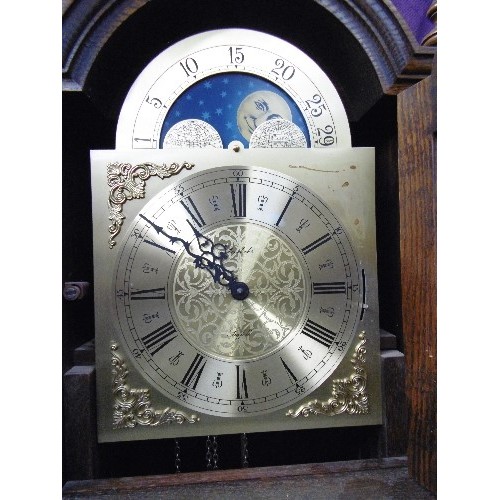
<box><xmin>115</xmin><ymin>165</ymin><xmax>362</xmax><ymax>416</ymax></box>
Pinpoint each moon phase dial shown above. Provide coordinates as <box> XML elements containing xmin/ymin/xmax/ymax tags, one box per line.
<box><xmin>113</xmin><ymin>166</ymin><xmax>362</xmax><ymax>416</ymax></box>
<box><xmin>116</xmin><ymin>29</ymin><xmax>351</xmax><ymax>150</ymax></box>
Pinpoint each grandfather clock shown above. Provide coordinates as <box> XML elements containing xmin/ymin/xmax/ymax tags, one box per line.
<box><xmin>63</xmin><ymin>0</ymin><xmax>436</xmax><ymax>494</ymax></box>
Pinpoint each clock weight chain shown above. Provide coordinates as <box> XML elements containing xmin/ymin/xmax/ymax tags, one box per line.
<box><xmin>173</xmin><ymin>434</ymin><xmax>250</xmax><ymax>472</ymax></box>
<box><xmin>205</xmin><ymin>436</ymin><xmax>219</xmax><ymax>470</ymax></box>
<box><xmin>241</xmin><ymin>433</ymin><xmax>250</xmax><ymax>468</ymax></box>
<box><xmin>174</xmin><ymin>439</ymin><xmax>181</xmax><ymax>473</ymax></box>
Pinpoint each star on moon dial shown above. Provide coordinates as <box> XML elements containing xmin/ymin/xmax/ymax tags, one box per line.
<box><xmin>113</xmin><ymin>166</ymin><xmax>363</xmax><ymax>416</ymax></box>
<box><xmin>115</xmin><ymin>28</ymin><xmax>351</xmax><ymax>150</ymax></box>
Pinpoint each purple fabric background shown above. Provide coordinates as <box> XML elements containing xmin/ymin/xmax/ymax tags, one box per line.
<box><xmin>390</xmin><ymin>0</ymin><xmax>434</xmax><ymax>43</ymax></box>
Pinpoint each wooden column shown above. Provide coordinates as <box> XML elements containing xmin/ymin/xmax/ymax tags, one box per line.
<box><xmin>63</xmin><ymin>363</ymin><xmax>99</xmax><ymax>480</ymax></box>
<box><xmin>397</xmin><ymin>58</ymin><xmax>437</xmax><ymax>492</ymax></box>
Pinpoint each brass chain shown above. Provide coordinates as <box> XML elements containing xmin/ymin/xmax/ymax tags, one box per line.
<box><xmin>206</xmin><ymin>435</ymin><xmax>213</xmax><ymax>470</ymax></box>
<box><xmin>212</xmin><ymin>436</ymin><xmax>219</xmax><ymax>470</ymax></box>
<box><xmin>241</xmin><ymin>433</ymin><xmax>249</xmax><ymax>468</ymax></box>
<box><xmin>206</xmin><ymin>435</ymin><xmax>219</xmax><ymax>470</ymax></box>
<box><xmin>174</xmin><ymin>439</ymin><xmax>181</xmax><ymax>473</ymax></box>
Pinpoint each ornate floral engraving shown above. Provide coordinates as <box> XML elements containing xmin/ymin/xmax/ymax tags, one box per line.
<box><xmin>111</xmin><ymin>342</ymin><xmax>199</xmax><ymax>428</ymax></box>
<box><xmin>286</xmin><ymin>332</ymin><xmax>369</xmax><ymax>418</ymax></box>
<box><xmin>107</xmin><ymin>161</ymin><xmax>194</xmax><ymax>248</ymax></box>
<box><xmin>171</xmin><ymin>224</ymin><xmax>308</xmax><ymax>360</ymax></box>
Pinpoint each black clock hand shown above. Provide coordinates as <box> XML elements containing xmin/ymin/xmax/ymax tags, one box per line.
<box><xmin>139</xmin><ymin>214</ymin><xmax>249</xmax><ymax>300</ymax></box>
<box><xmin>186</xmin><ymin>220</ymin><xmax>250</xmax><ymax>301</ymax></box>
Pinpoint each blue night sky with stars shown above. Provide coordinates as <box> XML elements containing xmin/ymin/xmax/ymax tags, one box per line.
<box><xmin>160</xmin><ymin>72</ymin><xmax>309</xmax><ymax>148</ymax></box>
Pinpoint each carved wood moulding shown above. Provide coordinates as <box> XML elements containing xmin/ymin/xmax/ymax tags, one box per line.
<box><xmin>62</xmin><ymin>0</ymin><xmax>149</xmax><ymax>91</ymax></box>
<box><xmin>62</xmin><ymin>0</ymin><xmax>435</xmax><ymax>97</ymax></box>
<box><xmin>315</xmin><ymin>0</ymin><xmax>435</xmax><ymax>94</ymax></box>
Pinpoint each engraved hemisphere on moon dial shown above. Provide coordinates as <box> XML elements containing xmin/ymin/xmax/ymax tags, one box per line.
<box><xmin>115</xmin><ymin>28</ymin><xmax>351</xmax><ymax>149</ymax></box>
<box><xmin>113</xmin><ymin>167</ymin><xmax>362</xmax><ymax>416</ymax></box>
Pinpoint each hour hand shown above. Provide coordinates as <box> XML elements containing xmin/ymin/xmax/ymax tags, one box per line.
<box><xmin>139</xmin><ymin>214</ymin><xmax>249</xmax><ymax>300</ymax></box>
<box><xmin>185</xmin><ymin>220</ymin><xmax>249</xmax><ymax>300</ymax></box>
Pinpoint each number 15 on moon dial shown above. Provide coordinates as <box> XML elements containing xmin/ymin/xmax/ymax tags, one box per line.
<box><xmin>113</xmin><ymin>166</ymin><xmax>364</xmax><ymax>417</ymax></box>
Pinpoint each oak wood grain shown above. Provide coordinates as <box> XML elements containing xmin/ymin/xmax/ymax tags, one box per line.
<box><xmin>397</xmin><ymin>59</ymin><xmax>437</xmax><ymax>493</ymax></box>
<box><xmin>63</xmin><ymin>456</ymin><xmax>435</xmax><ymax>499</ymax></box>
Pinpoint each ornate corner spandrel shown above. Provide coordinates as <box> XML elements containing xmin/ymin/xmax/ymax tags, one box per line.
<box><xmin>107</xmin><ymin>161</ymin><xmax>195</xmax><ymax>249</ymax></box>
<box><xmin>286</xmin><ymin>332</ymin><xmax>369</xmax><ymax>418</ymax></box>
<box><xmin>111</xmin><ymin>342</ymin><xmax>199</xmax><ymax>428</ymax></box>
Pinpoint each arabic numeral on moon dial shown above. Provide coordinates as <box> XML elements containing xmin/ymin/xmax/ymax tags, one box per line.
<box><xmin>316</xmin><ymin>125</ymin><xmax>335</xmax><ymax>146</ymax></box>
<box><xmin>145</xmin><ymin>95</ymin><xmax>162</xmax><ymax>108</ymax></box>
<box><xmin>305</xmin><ymin>94</ymin><xmax>326</xmax><ymax>117</ymax></box>
<box><xmin>229</xmin><ymin>47</ymin><xmax>244</xmax><ymax>64</ymax></box>
<box><xmin>271</xmin><ymin>59</ymin><xmax>295</xmax><ymax>80</ymax></box>
<box><xmin>179</xmin><ymin>57</ymin><xmax>198</xmax><ymax>76</ymax></box>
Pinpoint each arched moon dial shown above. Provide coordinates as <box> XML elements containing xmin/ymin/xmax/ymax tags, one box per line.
<box><xmin>116</xmin><ymin>29</ymin><xmax>351</xmax><ymax>149</ymax></box>
<box><xmin>113</xmin><ymin>166</ymin><xmax>362</xmax><ymax>416</ymax></box>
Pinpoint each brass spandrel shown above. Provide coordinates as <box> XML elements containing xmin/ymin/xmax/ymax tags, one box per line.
<box><xmin>107</xmin><ymin>161</ymin><xmax>194</xmax><ymax>248</ymax></box>
<box><xmin>286</xmin><ymin>333</ymin><xmax>369</xmax><ymax>418</ymax></box>
<box><xmin>111</xmin><ymin>342</ymin><xmax>200</xmax><ymax>428</ymax></box>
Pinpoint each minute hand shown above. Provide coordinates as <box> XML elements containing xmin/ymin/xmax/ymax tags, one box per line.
<box><xmin>139</xmin><ymin>214</ymin><xmax>249</xmax><ymax>300</ymax></box>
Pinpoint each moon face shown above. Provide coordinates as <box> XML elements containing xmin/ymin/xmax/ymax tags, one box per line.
<box><xmin>237</xmin><ymin>91</ymin><xmax>292</xmax><ymax>142</ymax></box>
<box><xmin>159</xmin><ymin>73</ymin><xmax>310</xmax><ymax>148</ymax></box>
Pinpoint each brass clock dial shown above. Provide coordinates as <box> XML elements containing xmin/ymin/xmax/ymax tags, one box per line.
<box><xmin>113</xmin><ymin>166</ymin><xmax>362</xmax><ymax>417</ymax></box>
<box><xmin>91</xmin><ymin>148</ymin><xmax>381</xmax><ymax>441</ymax></box>
<box><xmin>115</xmin><ymin>29</ymin><xmax>351</xmax><ymax>150</ymax></box>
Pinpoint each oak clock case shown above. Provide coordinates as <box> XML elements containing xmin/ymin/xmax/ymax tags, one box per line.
<box><xmin>92</xmin><ymin>148</ymin><xmax>381</xmax><ymax>442</ymax></box>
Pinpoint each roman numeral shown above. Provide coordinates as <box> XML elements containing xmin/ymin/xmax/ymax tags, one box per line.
<box><xmin>130</xmin><ymin>287</ymin><xmax>166</xmax><ymax>300</ymax></box>
<box><xmin>275</xmin><ymin>197</ymin><xmax>292</xmax><ymax>226</ymax></box>
<box><xmin>302</xmin><ymin>319</ymin><xmax>337</xmax><ymax>348</ymax></box>
<box><xmin>181</xmin><ymin>354</ymin><xmax>206</xmax><ymax>390</ymax></box>
<box><xmin>312</xmin><ymin>282</ymin><xmax>346</xmax><ymax>295</ymax></box>
<box><xmin>302</xmin><ymin>233</ymin><xmax>332</xmax><ymax>255</ymax></box>
<box><xmin>230</xmin><ymin>183</ymin><xmax>247</xmax><ymax>217</ymax></box>
<box><xmin>141</xmin><ymin>321</ymin><xmax>177</xmax><ymax>355</ymax></box>
<box><xmin>280</xmin><ymin>357</ymin><xmax>298</xmax><ymax>384</ymax></box>
<box><xmin>236</xmin><ymin>365</ymin><xmax>248</xmax><ymax>399</ymax></box>
<box><xmin>180</xmin><ymin>196</ymin><xmax>205</xmax><ymax>227</ymax></box>
<box><xmin>143</xmin><ymin>238</ymin><xmax>175</xmax><ymax>255</ymax></box>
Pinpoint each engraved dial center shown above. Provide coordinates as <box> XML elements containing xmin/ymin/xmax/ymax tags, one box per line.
<box><xmin>169</xmin><ymin>223</ymin><xmax>310</xmax><ymax>361</ymax></box>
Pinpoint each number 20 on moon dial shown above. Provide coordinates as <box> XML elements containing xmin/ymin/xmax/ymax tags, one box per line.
<box><xmin>113</xmin><ymin>166</ymin><xmax>363</xmax><ymax>416</ymax></box>
<box><xmin>115</xmin><ymin>29</ymin><xmax>351</xmax><ymax>150</ymax></box>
